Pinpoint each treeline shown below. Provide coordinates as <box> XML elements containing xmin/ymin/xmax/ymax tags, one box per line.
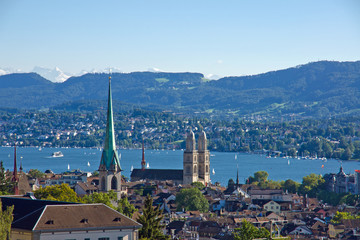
<box><xmin>238</xmin><ymin>171</ymin><xmax>359</xmax><ymax>206</ymax></box>
<box><xmin>1</xmin><ymin>109</ymin><xmax>360</xmax><ymax>160</ymax></box>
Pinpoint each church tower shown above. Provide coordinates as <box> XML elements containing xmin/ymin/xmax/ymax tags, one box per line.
<box><xmin>12</xmin><ymin>134</ymin><xmax>19</xmax><ymax>195</ymax></box>
<box><xmin>183</xmin><ymin>131</ymin><xmax>198</xmax><ymax>185</ymax></box>
<box><xmin>99</xmin><ymin>76</ymin><xmax>122</xmax><ymax>199</ymax></box>
<box><xmin>198</xmin><ymin>131</ymin><xmax>210</xmax><ymax>185</ymax></box>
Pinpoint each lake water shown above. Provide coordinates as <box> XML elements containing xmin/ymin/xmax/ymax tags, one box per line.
<box><xmin>1</xmin><ymin>147</ymin><xmax>359</xmax><ymax>186</ymax></box>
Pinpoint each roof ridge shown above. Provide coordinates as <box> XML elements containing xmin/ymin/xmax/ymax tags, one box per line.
<box><xmin>12</xmin><ymin>206</ymin><xmax>46</xmax><ymax>227</ymax></box>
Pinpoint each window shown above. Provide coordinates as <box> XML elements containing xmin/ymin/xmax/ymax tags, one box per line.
<box><xmin>84</xmin><ymin>238</ymin><xmax>90</xmax><ymax>240</ymax></box>
<box><xmin>186</xmin><ymin>166</ymin><xmax>191</xmax><ymax>174</ymax></box>
<box><xmin>98</xmin><ymin>238</ymin><xmax>110</xmax><ymax>240</ymax></box>
<box><xmin>118</xmin><ymin>237</ymin><xmax>123</xmax><ymax>240</ymax></box>
<box><xmin>101</xmin><ymin>176</ymin><xmax>105</xmax><ymax>190</ymax></box>
<box><xmin>194</xmin><ymin>165</ymin><xmax>197</xmax><ymax>173</ymax></box>
<box><xmin>206</xmin><ymin>165</ymin><xmax>209</xmax><ymax>173</ymax></box>
<box><xmin>111</xmin><ymin>176</ymin><xmax>117</xmax><ymax>190</ymax></box>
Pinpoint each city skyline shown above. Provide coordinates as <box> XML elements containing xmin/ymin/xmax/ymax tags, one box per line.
<box><xmin>0</xmin><ymin>0</ymin><xmax>359</xmax><ymax>78</ymax></box>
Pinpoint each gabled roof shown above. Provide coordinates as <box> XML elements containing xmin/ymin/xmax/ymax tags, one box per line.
<box><xmin>0</xmin><ymin>196</ymin><xmax>77</xmax><ymax>222</ymax></box>
<box><xmin>131</xmin><ymin>169</ymin><xmax>183</xmax><ymax>181</ymax></box>
<box><xmin>12</xmin><ymin>203</ymin><xmax>141</xmax><ymax>231</ymax></box>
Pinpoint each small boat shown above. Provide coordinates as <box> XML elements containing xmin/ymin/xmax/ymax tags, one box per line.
<box><xmin>51</xmin><ymin>151</ymin><xmax>64</xmax><ymax>158</ymax></box>
<box><xmin>212</xmin><ymin>168</ymin><xmax>215</xmax><ymax>175</ymax></box>
<box><xmin>67</xmin><ymin>164</ymin><xmax>70</xmax><ymax>170</ymax></box>
<box><xmin>146</xmin><ymin>163</ymin><xmax>150</xmax><ymax>169</ymax></box>
<box><xmin>38</xmin><ymin>147</ymin><xmax>42</xmax><ymax>151</ymax></box>
<box><xmin>288</xmin><ymin>159</ymin><xmax>290</xmax><ymax>165</ymax></box>
<box><xmin>87</xmin><ymin>161</ymin><xmax>90</xmax><ymax>167</ymax></box>
<box><xmin>131</xmin><ymin>165</ymin><xmax>134</xmax><ymax>171</ymax></box>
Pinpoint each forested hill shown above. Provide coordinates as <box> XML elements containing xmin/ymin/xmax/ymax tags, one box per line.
<box><xmin>0</xmin><ymin>61</ymin><xmax>359</xmax><ymax>119</ymax></box>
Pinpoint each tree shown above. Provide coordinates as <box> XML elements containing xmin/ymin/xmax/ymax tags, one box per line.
<box><xmin>137</xmin><ymin>195</ymin><xmax>168</xmax><ymax>240</ymax></box>
<box><xmin>82</xmin><ymin>191</ymin><xmax>117</xmax><ymax>208</ymax></box>
<box><xmin>299</xmin><ymin>173</ymin><xmax>325</xmax><ymax>197</ymax></box>
<box><xmin>283</xmin><ymin>179</ymin><xmax>300</xmax><ymax>193</ymax></box>
<box><xmin>176</xmin><ymin>187</ymin><xmax>209</xmax><ymax>212</ymax></box>
<box><xmin>0</xmin><ymin>161</ymin><xmax>13</xmax><ymax>195</ymax></box>
<box><xmin>191</xmin><ymin>181</ymin><xmax>205</xmax><ymax>190</ymax></box>
<box><xmin>117</xmin><ymin>197</ymin><xmax>137</xmax><ymax>218</ymax></box>
<box><xmin>233</xmin><ymin>220</ymin><xmax>270</xmax><ymax>240</ymax></box>
<box><xmin>254</xmin><ymin>171</ymin><xmax>269</xmax><ymax>183</ymax></box>
<box><xmin>28</xmin><ymin>169</ymin><xmax>45</xmax><ymax>179</ymax></box>
<box><xmin>34</xmin><ymin>183</ymin><xmax>80</xmax><ymax>202</ymax></box>
<box><xmin>331</xmin><ymin>211</ymin><xmax>360</xmax><ymax>224</ymax></box>
<box><xmin>0</xmin><ymin>199</ymin><xmax>14</xmax><ymax>240</ymax></box>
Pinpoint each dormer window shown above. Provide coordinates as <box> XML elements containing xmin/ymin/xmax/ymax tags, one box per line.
<box><xmin>113</xmin><ymin>217</ymin><xmax>121</xmax><ymax>222</ymax></box>
<box><xmin>80</xmin><ymin>218</ymin><xmax>88</xmax><ymax>223</ymax></box>
<box><xmin>45</xmin><ymin>220</ymin><xmax>54</xmax><ymax>224</ymax></box>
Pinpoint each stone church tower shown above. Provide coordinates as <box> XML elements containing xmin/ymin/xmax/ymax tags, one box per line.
<box><xmin>183</xmin><ymin>130</ymin><xmax>211</xmax><ymax>185</ymax></box>
<box><xmin>99</xmin><ymin>77</ymin><xmax>122</xmax><ymax>199</ymax></box>
<box><xmin>183</xmin><ymin>131</ymin><xmax>198</xmax><ymax>185</ymax></box>
<box><xmin>198</xmin><ymin>131</ymin><xmax>210</xmax><ymax>184</ymax></box>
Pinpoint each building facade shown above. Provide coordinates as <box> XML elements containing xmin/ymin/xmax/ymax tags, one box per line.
<box><xmin>183</xmin><ymin>130</ymin><xmax>210</xmax><ymax>185</ymax></box>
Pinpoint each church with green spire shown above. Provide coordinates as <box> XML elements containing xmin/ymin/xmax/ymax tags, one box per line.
<box><xmin>98</xmin><ymin>76</ymin><xmax>123</xmax><ymax>199</ymax></box>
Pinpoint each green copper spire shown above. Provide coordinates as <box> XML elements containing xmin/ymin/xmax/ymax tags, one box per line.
<box><xmin>100</xmin><ymin>76</ymin><xmax>121</xmax><ymax>171</ymax></box>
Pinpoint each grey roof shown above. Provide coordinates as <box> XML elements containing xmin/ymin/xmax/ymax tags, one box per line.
<box><xmin>131</xmin><ymin>169</ymin><xmax>183</xmax><ymax>181</ymax></box>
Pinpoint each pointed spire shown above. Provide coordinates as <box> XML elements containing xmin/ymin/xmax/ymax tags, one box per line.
<box><xmin>12</xmin><ymin>134</ymin><xmax>19</xmax><ymax>195</ymax></box>
<box><xmin>236</xmin><ymin>164</ymin><xmax>239</xmax><ymax>185</ymax></box>
<box><xmin>99</xmin><ymin>76</ymin><xmax>121</xmax><ymax>171</ymax></box>
<box><xmin>141</xmin><ymin>139</ymin><xmax>146</xmax><ymax>170</ymax></box>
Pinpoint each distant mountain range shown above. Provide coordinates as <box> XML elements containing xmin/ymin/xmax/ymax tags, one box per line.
<box><xmin>0</xmin><ymin>61</ymin><xmax>359</xmax><ymax>119</ymax></box>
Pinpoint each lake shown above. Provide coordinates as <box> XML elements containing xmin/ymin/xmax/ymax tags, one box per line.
<box><xmin>1</xmin><ymin>147</ymin><xmax>359</xmax><ymax>186</ymax></box>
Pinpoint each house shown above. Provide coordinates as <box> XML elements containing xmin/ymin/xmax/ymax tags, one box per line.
<box><xmin>288</xmin><ymin>225</ymin><xmax>313</xmax><ymax>236</ymax></box>
<box><xmin>263</xmin><ymin>200</ymin><xmax>281</xmax><ymax>214</ymax></box>
<box><xmin>198</xmin><ymin>221</ymin><xmax>222</xmax><ymax>238</ymax></box>
<box><xmin>248</xmin><ymin>188</ymin><xmax>292</xmax><ymax>203</ymax></box>
<box><xmin>74</xmin><ymin>182</ymin><xmax>99</xmax><ymax>196</ymax></box>
<box><xmin>11</xmin><ymin>203</ymin><xmax>142</xmax><ymax>240</ymax></box>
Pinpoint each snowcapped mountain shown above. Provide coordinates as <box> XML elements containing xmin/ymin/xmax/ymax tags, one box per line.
<box><xmin>0</xmin><ymin>67</ymin><xmax>23</xmax><ymax>76</ymax></box>
<box><xmin>75</xmin><ymin>67</ymin><xmax>123</xmax><ymax>76</ymax></box>
<box><xmin>32</xmin><ymin>66</ymin><xmax>70</xmax><ymax>83</ymax></box>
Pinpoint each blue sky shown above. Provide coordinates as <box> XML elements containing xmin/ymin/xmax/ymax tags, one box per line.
<box><xmin>0</xmin><ymin>0</ymin><xmax>359</xmax><ymax>77</ymax></box>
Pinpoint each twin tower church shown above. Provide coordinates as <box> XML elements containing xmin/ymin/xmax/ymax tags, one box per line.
<box><xmin>98</xmin><ymin>77</ymin><xmax>211</xmax><ymax>197</ymax></box>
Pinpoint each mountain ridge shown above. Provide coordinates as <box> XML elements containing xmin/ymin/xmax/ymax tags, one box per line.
<box><xmin>1</xmin><ymin>61</ymin><xmax>359</xmax><ymax>119</ymax></box>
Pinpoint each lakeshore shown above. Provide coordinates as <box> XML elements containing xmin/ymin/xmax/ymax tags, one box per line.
<box><xmin>1</xmin><ymin>146</ymin><xmax>359</xmax><ymax>186</ymax></box>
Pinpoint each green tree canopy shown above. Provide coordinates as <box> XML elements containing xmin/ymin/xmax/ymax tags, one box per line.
<box><xmin>299</xmin><ymin>173</ymin><xmax>325</xmax><ymax>197</ymax></box>
<box><xmin>82</xmin><ymin>191</ymin><xmax>117</xmax><ymax>207</ymax></box>
<box><xmin>331</xmin><ymin>211</ymin><xmax>360</xmax><ymax>224</ymax></box>
<box><xmin>233</xmin><ymin>220</ymin><xmax>270</xmax><ymax>240</ymax></box>
<box><xmin>283</xmin><ymin>179</ymin><xmax>300</xmax><ymax>193</ymax></box>
<box><xmin>176</xmin><ymin>187</ymin><xmax>209</xmax><ymax>212</ymax></box>
<box><xmin>0</xmin><ymin>161</ymin><xmax>13</xmax><ymax>195</ymax></box>
<box><xmin>28</xmin><ymin>169</ymin><xmax>45</xmax><ymax>179</ymax></box>
<box><xmin>191</xmin><ymin>181</ymin><xmax>205</xmax><ymax>190</ymax></box>
<box><xmin>117</xmin><ymin>197</ymin><xmax>137</xmax><ymax>218</ymax></box>
<box><xmin>34</xmin><ymin>183</ymin><xmax>81</xmax><ymax>202</ymax></box>
<box><xmin>137</xmin><ymin>195</ymin><xmax>168</xmax><ymax>240</ymax></box>
<box><xmin>0</xmin><ymin>199</ymin><xmax>14</xmax><ymax>240</ymax></box>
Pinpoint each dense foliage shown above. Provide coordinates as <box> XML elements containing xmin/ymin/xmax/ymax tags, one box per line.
<box><xmin>1</xmin><ymin>109</ymin><xmax>360</xmax><ymax>161</ymax></box>
<box><xmin>0</xmin><ymin>199</ymin><xmax>14</xmax><ymax>240</ymax></box>
<box><xmin>176</xmin><ymin>187</ymin><xmax>209</xmax><ymax>212</ymax></box>
<box><xmin>137</xmin><ymin>195</ymin><xmax>168</xmax><ymax>240</ymax></box>
<box><xmin>233</xmin><ymin>220</ymin><xmax>270</xmax><ymax>240</ymax></box>
<box><xmin>0</xmin><ymin>161</ymin><xmax>13</xmax><ymax>195</ymax></box>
